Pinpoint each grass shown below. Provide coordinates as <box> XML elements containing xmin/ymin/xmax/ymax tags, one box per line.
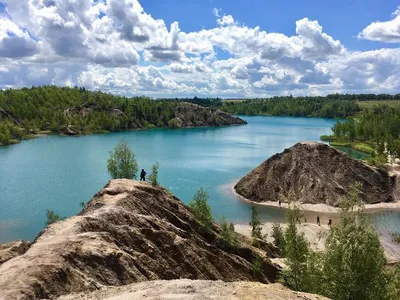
<box><xmin>357</xmin><ymin>100</ymin><xmax>400</xmax><ymax>110</ymax></box>
<box><xmin>329</xmin><ymin>141</ymin><xmax>376</xmax><ymax>154</ymax></box>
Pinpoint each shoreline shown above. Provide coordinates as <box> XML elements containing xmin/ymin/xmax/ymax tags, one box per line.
<box><xmin>231</xmin><ymin>183</ymin><xmax>400</xmax><ymax>215</ymax></box>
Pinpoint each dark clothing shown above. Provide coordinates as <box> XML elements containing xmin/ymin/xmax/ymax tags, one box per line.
<box><xmin>140</xmin><ymin>170</ymin><xmax>146</xmax><ymax>181</ymax></box>
<box><xmin>317</xmin><ymin>216</ymin><xmax>321</xmax><ymax>226</ymax></box>
<box><xmin>278</xmin><ymin>200</ymin><xmax>282</xmax><ymax>208</ymax></box>
<box><xmin>328</xmin><ymin>219</ymin><xmax>332</xmax><ymax>227</ymax></box>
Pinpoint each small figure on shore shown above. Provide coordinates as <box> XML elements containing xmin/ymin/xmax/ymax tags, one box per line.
<box><xmin>140</xmin><ymin>169</ymin><xmax>146</xmax><ymax>181</ymax></box>
<box><xmin>304</xmin><ymin>218</ymin><xmax>307</xmax><ymax>223</ymax></box>
<box><xmin>278</xmin><ymin>200</ymin><xmax>282</xmax><ymax>208</ymax></box>
<box><xmin>328</xmin><ymin>218</ymin><xmax>332</xmax><ymax>227</ymax></box>
<box><xmin>317</xmin><ymin>215</ymin><xmax>321</xmax><ymax>226</ymax></box>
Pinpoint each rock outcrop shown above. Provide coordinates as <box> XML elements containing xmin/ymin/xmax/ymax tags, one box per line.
<box><xmin>0</xmin><ymin>240</ymin><xmax>31</xmax><ymax>265</ymax></box>
<box><xmin>0</xmin><ymin>180</ymin><xmax>278</xmax><ymax>300</ymax></box>
<box><xmin>58</xmin><ymin>280</ymin><xmax>330</xmax><ymax>300</ymax></box>
<box><xmin>235</xmin><ymin>142</ymin><xmax>394</xmax><ymax>206</ymax></box>
<box><xmin>173</xmin><ymin>103</ymin><xmax>247</xmax><ymax>128</ymax></box>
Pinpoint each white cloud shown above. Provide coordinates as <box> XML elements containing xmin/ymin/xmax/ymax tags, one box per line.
<box><xmin>0</xmin><ymin>0</ymin><xmax>399</xmax><ymax>97</ymax></box>
<box><xmin>359</xmin><ymin>7</ymin><xmax>400</xmax><ymax>43</ymax></box>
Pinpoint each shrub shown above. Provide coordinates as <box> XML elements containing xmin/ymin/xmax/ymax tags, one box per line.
<box><xmin>220</xmin><ymin>217</ymin><xmax>237</xmax><ymax>246</ymax></box>
<box><xmin>249</xmin><ymin>204</ymin><xmax>264</xmax><ymax>246</ymax></box>
<box><xmin>168</xmin><ymin>118</ymin><xmax>180</xmax><ymax>129</ymax></box>
<box><xmin>107</xmin><ymin>140</ymin><xmax>138</xmax><ymax>179</ymax></box>
<box><xmin>271</xmin><ymin>222</ymin><xmax>286</xmax><ymax>254</ymax></box>
<box><xmin>149</xmin><ymin>162</ymin><xmax>160</xmax><ymax>186</ymax></box>
<box><xmin>189</xmin><ymin>188</ymin><xmax>213</xmax><ymax>231</ymax></box>
<box><xmin>45</xmin><ymin>209</ymin><xmax>64</xmax><ymax>225</ymax></box>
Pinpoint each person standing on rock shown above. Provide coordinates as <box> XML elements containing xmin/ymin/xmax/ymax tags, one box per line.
<box><xmin>140</xmin><ymin>169</ymin><xmax>147</xmax><ymax>181</ymax></box>
<box><xmin>328</xmin><ymin>218</ymin><xmax>332</xmax><ymax>227</ymax></box>
<box><xmin>317</xmin><ymin>215</ymin><xmax>321</xmax><ymax>226</ymax></box>
<box><xmin>278</xmin><ymin>200</ymin><xmax>282</xmax><ymax>208</ymax></box>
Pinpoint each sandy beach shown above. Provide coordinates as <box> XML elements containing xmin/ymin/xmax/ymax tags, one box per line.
<box><xmin>231</xmin><ymin>183</ymin><xmax>400</xmax><ymax>215</ymax></box>
<box><xmin>234</xmin><ymin>221</ymin><xmax>400</xmax><ymax>264</ymax></box>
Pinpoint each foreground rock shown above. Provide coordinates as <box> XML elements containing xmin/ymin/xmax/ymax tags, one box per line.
<box><xmin>235</xmin><ymin>142</ymin><xmax>394</xmax><ymax>206</ymax></box>
<box><xmin>58</xmin><ymin>279</ymin><xmax>329</xmax><ymax>300</ymax></box>
<box><xmin>0</xmin><ymin>240</ymin><xmax>31</xmax><ymax>265</ymax></box>
<box><xmin>0</xmin><ymin>180</ymin><xmax>278</xmax><ymax>300</ymax></box>
<box><xmin>173</xmin><ymin>103</ymin><xmax>247</xmax><ymax>128</ymax></box>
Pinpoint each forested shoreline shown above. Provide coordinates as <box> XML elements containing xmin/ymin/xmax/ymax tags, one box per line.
<box><xmin>0</xmin><ymin>86</ymin><xmax>241</xmax><ymax>145</ymax></box>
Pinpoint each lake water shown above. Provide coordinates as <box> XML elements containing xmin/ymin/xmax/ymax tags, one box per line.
<box><xmin>0</xmin><ymin>116</ymin><xmax>399</xmax><ymax>243</ymax></box>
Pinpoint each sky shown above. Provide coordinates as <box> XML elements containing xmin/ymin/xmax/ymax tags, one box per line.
<box><xmin>0</xmin><ymin>0</ymin><xmax>399</xmax><ymax>98</ymax></box>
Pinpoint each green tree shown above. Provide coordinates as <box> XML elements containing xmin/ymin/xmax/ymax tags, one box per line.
<box><xmin>107</xmin><ymin>141</ymin><xmax>138</xmax><ymax>179</ymax></box>
<box><xmin>45</xmin><ymin>209</ymin><xmax>64</xmax><ymax>225</ymax></box>
<box><xmin>322</xmin><ymin>184</ymin><xmax>387</xmax><ymax>300</ymax></box>
<box><xmin>249</xmin><ymin>204</ymin><xmax>264</xmax><ymax>245</ymax></box>
<box><xmin>282</xmin><ymin>204</ymin><xmax>310</xmax><ymax>291</ymax></box>
<box><xmin>149</xmin><ymin>162</ymin><xmax>160</xmax><ymax>186</ymax></box>
<box><xmin>220</xmin><ymin>216</ymin><xmax>237</xmax><ymax>246</ymax></box>
<box><xmin>189</xmin><ymin>187</ymin><xmax>213</xmax><ymax>231</ymax></box>
<box><xmin>271</xmin><ymin>222</ymin><xmax>286</xmax><ymax>254</ymax></box>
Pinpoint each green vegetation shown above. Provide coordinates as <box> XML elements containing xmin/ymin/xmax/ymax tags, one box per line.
<box><xmin>392</xmin><ymin>233</ymin><xmax>400</xmax><ymax>244</ymax></box>
<box><xmin>278</xmin><ymin>184</ymin><xmax>400</xmax><ymax>300</ymax></box>
<box><xmin>328</xmin><ymin>106</ymin><xmax>400</xmax><ymax>158</ymax></box>
<box><xmin>357</xmin><ymin>100</ymin><xmax>400</xmax><ymax>110</ymax></box>
<box><xmin>189</xmin><ymin>187</ymin><xmax>214</xmax><ymax>232</ymax></box>
<box><xmin>271</xmin><ymin>222</ymin><xmax>286</xmax><ymax>254</ymax></box>
<box><xmin>329</xmin><ymin>141</ymin><xmax>376</xmax><ymax>154</ymax></box>
<box><xmin>219</xmin><ymin>97</ymin><xmax>360</xmax><ymax>118</ymax></box>
<box><xmin>149</xmin><ymin>162</ymin><xmax>160</xmax><ymax>186</ymax></box>
<box><xmin>107</xmin><ymin>141</ymin><xmax>138</xmax><ymax>179</ymax></box>
<box><xmin>220</xmin><ymin>217</ymin><xmax>237</xmax><ymax>246</ymax></box>
<box><xmin>45</xmin><ymin>209</ymin><xmax>64</xmax><ymax>225</ymax></box>
<box><xmin>249</xmin><ymin>204</ymin><xmax>265</xmax><ymax>246</ymax></box>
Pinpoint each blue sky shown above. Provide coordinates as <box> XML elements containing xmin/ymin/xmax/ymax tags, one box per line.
<box><xmin>0</xmin><ymin>0</ymin><xmax>399</xmax><ymax>97</ymax></box>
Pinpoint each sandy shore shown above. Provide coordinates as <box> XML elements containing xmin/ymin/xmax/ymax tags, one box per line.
<box><xmin>235</xmin><ymin>222</ymin><xmax>400</xmax><ymax>263</ymax></box>
<box><xmin>235</xmin><ymin>222</ymin><xmax>329</xmax><ymax>252</ymax></box>
<box><xmin>231</xmin><ymin>183</ymin><xmax>400</xmax><ymax>214</ymax></box>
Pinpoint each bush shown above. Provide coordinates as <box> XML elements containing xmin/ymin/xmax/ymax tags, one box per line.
<box><xmin>168</xmin><ymin>118</ymin><xmax>180</xmax><ymax>129</ymax></box>
<box><xmin>271</xmin><ymin>222</ymin><xmax>286</xmax><ymax>254</ymax></box>
<box><xmin>107</xmin><ymin>141</ymin><xmax>138</xmax><ymax>179</ymax></box>
<box><xmin>45</xmin><ymin>209</ymin><xmax>64</xmax><ymax>225</ymax></box>
<box><xmin>320</xmin><ymin>135</ymin><xmax>333</xmax><ymax>141</ymax></box>
<box><xmin>220</xmin><ymin>217</ymin><xmax>237</xmax><ymax>246</ymax></box>
<box><xmin>392</xmin><ymin>233</ymin><xmax>400</xmax><ymax>244</ymax></box>
<box><xmin>149</xmin><ymin>162</ymin><xmax>160</xmax><ymax>186</ymax></box>
<box><xmin>189</xmin><ymin>188</ymin><xmax>213</xmax><ymax>231</ymax></box>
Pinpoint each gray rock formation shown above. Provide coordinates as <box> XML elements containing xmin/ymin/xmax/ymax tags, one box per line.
<box><xmin>0</xmin><ymin>180</ymin><xmax>278</xmax><ymax>300</ymax></box>
<box><xmin>235</xmin><ymin>142</ymin><xmax>394</xmax><ymax>206</ymax></box>
<box><xmin>174</xmin><ymin>103</ymin><xmax>247</xmax><ymax>128</ymax></box>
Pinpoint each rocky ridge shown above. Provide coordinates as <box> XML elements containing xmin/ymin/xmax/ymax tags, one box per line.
<box><xmin>235</xmin><ymin>142</ymin><xmax>395</xmax><ymax>206</ymax></box>
<box><xmin>0</xmin><ymin>180</ymin><xmax>278</xmax><ymax>300</ymax></box>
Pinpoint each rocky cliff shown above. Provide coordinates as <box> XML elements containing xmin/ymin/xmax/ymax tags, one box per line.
<box><xmin>172</xmin><ymin>103</ymin><xmax>247</xmax><ymax>128</ymax></box>
<box><xmin>235</xmin><ymin>142</ymin><xmax>394</xmax><ymax>206</ymax></box>
<box><xmin>0</xmin><ymin>180</ymin><xmax>278</xmax><ymax>300</ymax></box>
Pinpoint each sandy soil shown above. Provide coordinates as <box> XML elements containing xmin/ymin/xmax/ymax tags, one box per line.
<box><xmin>232</xmin><ymin>184</ymin><xmax>400</xmax><ymax>215</ymax></box>
<box><xmin>235</xmin><ymin>222</ymin><xmax>400</xmax><ymax>264</ymax></box>
<box><xmin>235</xmin><ymin>222</ymin><xmax>330</xmax><ymax>252</ymax></box>
<box><xmin>58</xmin><ymin>280</ymin><xmax>329</xmax><ymax>300</ymax></box>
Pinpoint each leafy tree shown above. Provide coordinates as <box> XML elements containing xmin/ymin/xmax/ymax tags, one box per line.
<box><xmin>189</xmin><ymin>187</ymin><xmax>213</xmax><ymax>231</ymax></box>
<box><xmin>322</xmin><ymin>184</ymin><xmax>387</xmax><ymax>300</ymax></box>
<box><xmin>282</xmin><ymin>203</ymin><xmax>310</xmax><ymax>291</ymax></box>
<box><xmin>220</xmin><ymin>216</ymin><xmax>237</xmax><ymax>246</ymax></box>
<box><xmin>249</xmin><ymin>204</ymin><xmax>264</xmax><ymax>245</ymax></box>
<box><xmin>271</xmin><ymin>222</ymin><xmax>286</xmax><ymax>254</ymax></box>
<box><xmin>45</xmin><ymin>209</ymin><xmax>64</xmax><ymax>225</ymax></box>
<box><xmin>149</xmin><ymin>162</ymin><xmax>160</xmax><ymax>186</ymax></box>
<box><xmin>386</xmin><ymin>266</ymin><xmax>400</xmax><ymax>300</ymax></box>
<box><xmin>107</xmin><ymin>141</ymin><xmax>138</xmax><ymax>179</ymax></box>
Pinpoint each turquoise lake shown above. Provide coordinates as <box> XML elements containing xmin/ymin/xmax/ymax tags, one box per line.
<box><xmin>0</xmin><ymin>116</ymin><xmax>399</xmax><ymax>243</ymax></box>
